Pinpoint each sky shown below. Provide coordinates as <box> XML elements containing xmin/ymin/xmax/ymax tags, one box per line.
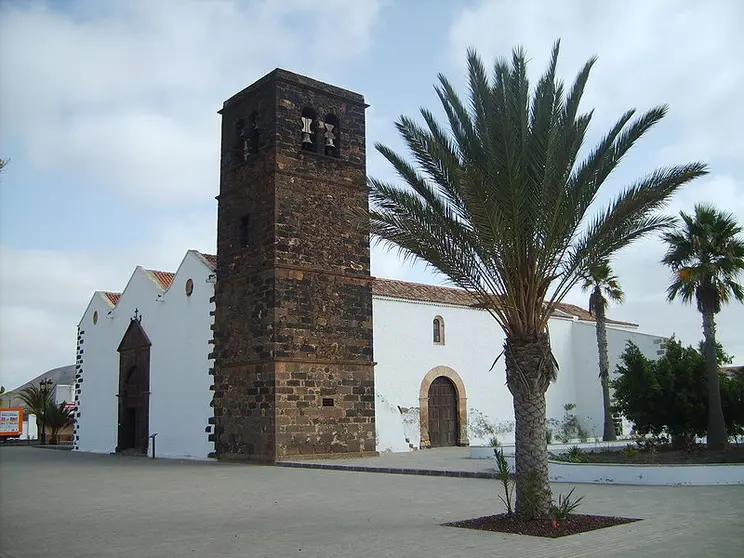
<box><xmin>1</xmin><ymin>0</ymin><xmax>743</xmax><ymax>390</ymax></box>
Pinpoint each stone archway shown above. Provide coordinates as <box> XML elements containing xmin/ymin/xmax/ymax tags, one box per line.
<box><xmin>419</xmin><ymin>366</ymin><xmax>468</xmax><ymax>448</ymax></box>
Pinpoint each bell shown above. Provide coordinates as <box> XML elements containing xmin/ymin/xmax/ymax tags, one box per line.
<box><xmin>302</xmin><ymin>133</ymin><xmax>312</xmax><ymax>144</ymax></box>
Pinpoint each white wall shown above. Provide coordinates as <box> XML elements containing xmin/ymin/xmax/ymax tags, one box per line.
<box><xmin>570</xmin><ymin>321</ymin><xmax>666</xmax><ymax>437</ymax></box>
<box><xmin>75</xmin><ymin>252</ymin><xmax>214</xmax><ymax>459</ymax></box>
<box><xmin>373</xmin><ymin>296</ymin><xmax>667</xmax><ymax>452</ymax></box>
<box><xmin>148</xmin><ymin>253</ymin><xmax>214</xmax><ymax>459</ymax></box>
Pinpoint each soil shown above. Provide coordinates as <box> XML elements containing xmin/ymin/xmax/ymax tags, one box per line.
<box><xmin>564</xmin><ymin>445</ymin><xmax>744</xmax><ymax>465</ymax></box>
<box><xmin>445</xmin><ymin>513</ymin><xmax>640</xmax><ymax>538</ymax></box>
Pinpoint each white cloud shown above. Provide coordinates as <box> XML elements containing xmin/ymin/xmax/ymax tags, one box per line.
<box><xmin>0</xmin><ymin>0</ymin><xmax>381</xmax><ymax>203</ymax></box>
<box><xmin>0</xmin><ymin>0</ymin><xmax>382</xmax><ymax>388</ymax></box>
<box><xmin>447</xmin><ymin>0</ymin><xmax>743</xmax><ymax>362</ymax></box>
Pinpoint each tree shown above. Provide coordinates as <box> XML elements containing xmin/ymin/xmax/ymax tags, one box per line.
<box><xmin>17</xmin><ymin>384</ymin><xmax>55</xmax><ymax>438</ymax></box>
<box><xmin>613</xmin><ymin>338</ymin><xmax>743</xmax><ymax>446</ymax></box>
<box><xmin>662</xmin><ymin>204</ymin><xmax>744</xmax><ymax>449</ymax></box>
<box><xmin>581</xmin><ymin>260</ymin><xmax>625</xmax><ymax>441</ymax></box>
<box><xmin>366</xmin><ymin>41</ymin><xmax>707</xmax><ymax>517</ymax></box>
<box><xmin>45</xmin><ymin>402</ymin><xmax>74</xmax><ymax>445</ymax></box>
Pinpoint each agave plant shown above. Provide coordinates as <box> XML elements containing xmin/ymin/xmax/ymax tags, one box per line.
<box><xmin>367</xmin><ymin>41</ymin><xmax>706</xmax><ymax>517</ymax></box>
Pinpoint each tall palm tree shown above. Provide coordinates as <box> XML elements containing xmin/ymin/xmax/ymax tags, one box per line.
<box><xmin>662</xmin><ymin>203</ymin><xmax>744</xmax><ymax>450</ymax></box>
<box><xmin>581</xmin><ymin>260</ymin><xmax>625</xmax><ymax>441</ymax></box>
<box><xmin>367</xmin><ymin>42</ymin><xmax>707</xmax><ymax>518</ymax></box>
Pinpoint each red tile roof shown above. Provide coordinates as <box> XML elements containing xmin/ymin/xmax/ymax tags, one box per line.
<box><xmin>199</xmin><ymin>253</ymin><xmax>217</xmax><ymax>271</ymax></box>
<box><xmin>144</xmin><ymin>270</ymin><xmax>176</xmax><ymax>290</ymax></box>
<box><xmin>103</xmin><ymin>292</ymin><xmax>121</xmax><ymax>306</ymax></box>
<box><xmin>372</xmin><ymin>278</ymin><xmax>637</xmax><ymax>327</ymax></box>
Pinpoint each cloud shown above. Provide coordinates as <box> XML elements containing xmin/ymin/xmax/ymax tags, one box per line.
<box><xmin>447</xmin><ymin>1</ymin><xmax>744</xmax><ymax>360</ymax></box>
<box><xmin>0</xmin><ymin>0</ymin><xmax>382</xmax><ymax>388</ymax></box>
<box><xmin>0</xmin><ymin>0</ymin><xmax>381</xmax><ymax>203</ymax></box>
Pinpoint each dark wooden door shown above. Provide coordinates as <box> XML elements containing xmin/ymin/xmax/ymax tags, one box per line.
<box><xmin>428</xmin><ymin>376</ymin><xmax>458</xmax><ymax>447</ymax></box>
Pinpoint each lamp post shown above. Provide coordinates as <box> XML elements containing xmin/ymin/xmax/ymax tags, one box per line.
<box><xmin>39</xmin><ymin>379</ymin><xmax>53</xmax><ymax>445</ymax></box>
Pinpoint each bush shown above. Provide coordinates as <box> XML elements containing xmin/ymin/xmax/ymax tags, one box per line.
<box><xmin>613</xmin><ymin>338</ymin><xmax>744</xmax><ymax>446</ymax></box>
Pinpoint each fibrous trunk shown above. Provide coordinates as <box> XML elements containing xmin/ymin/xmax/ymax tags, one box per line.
<box><xmin>701</xmin><ymin>310</ymin><xmax>727</xmax><ymax>449</ymax></box>
<box><xmin>594</xmin><ymin>300</ymin><xmax>617</xmax><ymax>441</ymax></box>
<box><xmin>505</xmin><ymin>333</ymin><xmax>554</xmax><ymax>519</ymax></box>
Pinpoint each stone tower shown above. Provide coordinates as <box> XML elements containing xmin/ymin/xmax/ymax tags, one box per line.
<box><xmin>211</xmin><ymin>69</ymin><xmax>376</xmax><ymax>462</ymax></box>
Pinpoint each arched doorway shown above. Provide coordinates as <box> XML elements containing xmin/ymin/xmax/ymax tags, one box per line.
<box><xmin>428</xmin><ymin>377</ymin><xmax>458</xmax><ymax>446</ymax></box>
<box><xmin>418</xmin><ymin>366</ymin><xmax>469</xmax><ymax>448</ymax></box>
<box><xmin>117</xmin><ymin>317</ymin><xmax>151</xmax><ymax>455</ymax></box>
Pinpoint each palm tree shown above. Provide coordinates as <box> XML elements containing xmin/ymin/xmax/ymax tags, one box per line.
<box><xmin>17</xmin><ymin>384</ymin><xmax>55</xmax><ymax>439</ymax></box>
<box><xmin>367</xmin><ymin>41</ymin><xmax>707</xmax><ymax>518</ymax></box>
<box><xmin>662</xmin><ymin>203</ymin><xmax>744</xmax><ymax>450</ymax></box>
<box><xmin>581</xmin><ymin>261</ymin><xmax>625</xmax><ymax>441</ymax></box>
<box><xmin>45</xmin><ymin>402</ymin><xmax>75</xmax><ymax>445</ymax></box>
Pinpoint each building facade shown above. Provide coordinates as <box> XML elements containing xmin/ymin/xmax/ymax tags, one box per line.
<box><xmin>72</xmin><ymin>69</ymin><xmax>667</xmax><ymax>460</ymax></box>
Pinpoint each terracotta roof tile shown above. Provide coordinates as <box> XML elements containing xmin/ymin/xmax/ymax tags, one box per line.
<box><xmin>372</xmin><ymin>278</ymin><xmax>637</xmax><ymax>327</ymax></box>
<box><xmin>144</xmin><ymin>270</ymin><xmax>175</xmax><ymax>290</ymax></box>
<box><xmin>200</xmin><ymin>253</ymin><xmax>217</xmax><ymax>271</ymax></box>
<box><xmin>103</xmin><ymin>292</ymin><xmax>121</xmax><ymax>306</ymax></box>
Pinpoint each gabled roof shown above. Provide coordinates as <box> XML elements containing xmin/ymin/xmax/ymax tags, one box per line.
<box><xmin>102</xmin><ymin>292</ymin><xmax>121</xmax><ymax>306</ymax></box>
<box><xmin>197</xmin><ymin>252</ymin><xmax>217</xmax><ymax>271</ymax></box>
<box><xmin>143</xmin><ymin>270</ymin><xmax>175</xmax><ymax>290</ymax></box>
<box><xmin>372</xmin><ymin>278</ymin><xmax>637</xmax><ymax>327</ymax></box>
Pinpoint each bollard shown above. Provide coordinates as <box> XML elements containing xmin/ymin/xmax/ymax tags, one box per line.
<box><xmin>150</xmin><ymin>433</ymin><xmax>158</xmax><ymax>459</ymax></box>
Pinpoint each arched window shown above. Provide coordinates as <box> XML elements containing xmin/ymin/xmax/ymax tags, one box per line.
<box><xmin>323</xmin><ymin>113</ymin><xmax>340</xmax><ymax>157</ymax></box>
<box><xmin>433</xmin><ymin>316</ymin><xmax>445</xmax><ymax>345</ymax></box>
<box><xmin>301</xmin><ymin>107</ymin><xmax>317</xmax><ymax>151</ymax></box>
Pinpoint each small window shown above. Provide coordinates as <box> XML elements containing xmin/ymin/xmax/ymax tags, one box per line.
<box><xmin>248</xmin><ymin>111</ymin><xmax>259</xmax><ymax>155</ymax></box>
<box><xmin>185</xmin><ymin>278</ymin><xmax>194</xmax><ymax>297</ymax></box>
<box><xmin>239</xmin><ymin>215</ymin><xmax>250</xmax><ymax>249</ymax></box>
<box><xmin>92</xmin><ymin>311</ymin><xmax>98</xmax><ymax>325</ymax></box>
<box><xmin>323</xmin><ymin>113</ymin><xmax>339</xmax><ymax>157</ymax></box>
<box><xmin>433</xmin><ymin>316</ymin><xmax>445</xmax><ymax>345</ymax></box>
<box><xmin>235</xmin><ymin>118</ymin><xmax>247</xmax><ymax>162</ymax></box>
<box><xmin>301</xmin><ymin>107</ymin><xmax>317</xmax><ymax>152</ymax></box>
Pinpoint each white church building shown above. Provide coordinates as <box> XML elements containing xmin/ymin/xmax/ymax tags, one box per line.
<box><xmin>72</xmin><ymin>68</ymin><xmax>668</xmax><ymax>461</ymax></box>
<box><xmin>73</xmin><ymin>249</ymin><xmax>665</xmax><ymax>460</ymax></box>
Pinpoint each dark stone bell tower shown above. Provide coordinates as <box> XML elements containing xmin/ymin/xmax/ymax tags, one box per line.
<box><xmin>210</xmin><ymin>69</ymin><xmax>377</xmax><ymax>462</ymax></box>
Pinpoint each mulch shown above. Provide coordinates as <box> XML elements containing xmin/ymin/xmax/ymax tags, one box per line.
<box><xmin>444</xmin><ymin>513</ymin><xmax>640</xmax><ymax>538</ymax></box>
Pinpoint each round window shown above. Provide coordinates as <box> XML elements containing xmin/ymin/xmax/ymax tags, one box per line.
<box><xmin>185</xmin><ymin>278</ymin><xmax>194</xmax><ymax>297</ymax></box>
<box><xmin>93</xmin><ymin>311</ymin><xmax>98</xmax><ymax>325</ymax></box>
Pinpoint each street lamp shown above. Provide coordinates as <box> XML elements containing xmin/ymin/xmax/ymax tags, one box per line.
<box><xmin>39</xmin><ymin>379</ymin><xmax>54</xmax><ymax>445</ymax></box>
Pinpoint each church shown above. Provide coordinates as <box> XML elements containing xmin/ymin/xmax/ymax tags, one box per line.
<box><xmin>72</xmin><ymin>69</ymin><xmax>666</xmax><ymax>461</ymax></box>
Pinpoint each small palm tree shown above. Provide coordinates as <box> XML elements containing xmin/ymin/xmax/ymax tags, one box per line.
<box><xmin>662</xmin><ymin>203</ymin><xmax>744</xmax><ymax>449</ymax></box>
<box><xmin>581</xmin><ymin>260</ymin><xmax>625</xmax><ymax>441</ymax></box>
<box><xmin>17</xmin><ymin>384</ymin><xmax>54</xmax><ymax>438</ymax></box>
<box><xmin>45</xmin><ymin>402</ymin><xmax>75</xmax><ymax>445</ymax></box>
<box><xmin>367</xmin><ymin>41</ymin><xmax>707</xmax><ymax>517</ymax></box>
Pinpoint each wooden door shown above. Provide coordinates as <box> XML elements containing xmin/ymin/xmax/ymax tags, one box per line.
<box><xmin>428</xmin><ymin>376</ymin><xmax>458</xmax><ymax>447</ymax></box>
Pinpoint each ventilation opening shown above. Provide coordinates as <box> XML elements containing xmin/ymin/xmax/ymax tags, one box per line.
<box><xmin>239</xmin><ymin>215</ymin><xmax>250</xmax><ymax>249</ymax></box>
<box><xmin>322</xmin><ymin>398</ymin><xmax>334</xmax><ymax>407</ymax></box>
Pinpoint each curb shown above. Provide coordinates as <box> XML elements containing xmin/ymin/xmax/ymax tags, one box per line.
<box><xmin>275</xmin><ymin>461</ymin><xmax>498</xmax><ymax>479</ymax></box>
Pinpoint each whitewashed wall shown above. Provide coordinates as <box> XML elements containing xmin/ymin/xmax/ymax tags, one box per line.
<box><xmin>75</xmin><ymin>252</ymin><xmax>214</xmax><ymax>459</ymax></box>
<box><xmin>148</xmin><ymin>253</ymin><xmax>214</xmax><ymax>459</ymax></box>
<box><xmin>373</xmin><ymin>297</ymin><xmax>667</xmax><ymax>452</ymax></box>
<box><xmin>570</xmin><ymin>321</ymin><xmax>666</xmax><ymax>437</ymax></box>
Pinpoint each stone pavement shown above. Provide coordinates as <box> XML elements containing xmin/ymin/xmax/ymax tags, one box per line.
<box><xmin>1</xmin><ymin>446</ymin><xmax>743</xmax><ymax>558</ymax></box>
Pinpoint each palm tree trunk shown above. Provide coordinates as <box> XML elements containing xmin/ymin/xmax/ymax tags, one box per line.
<box><xmin>594</xmin><ymin>301</ymin><xmax>617</xmax><ymax>441</ymax></box>
<box><xmin>701</xmin><ymin>310</ymin><xmax>727</xmax><ymax>449</ymax></box>
<box><xmin>505</xmin><ymin>333</ymin><xmax>554</xmax><ymax>519</ymax></box>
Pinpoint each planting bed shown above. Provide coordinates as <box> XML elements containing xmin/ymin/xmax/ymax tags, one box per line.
<box><xmin>445</xmin><ymin>513</ymin><xmax>639</xmax><ymax>538</ymax></box>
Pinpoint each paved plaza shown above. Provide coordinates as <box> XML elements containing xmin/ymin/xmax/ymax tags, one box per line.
<box><xmin>1</xmin><ymin>447</ymin><xmax>742</xmax><ymax>558</ymax></box>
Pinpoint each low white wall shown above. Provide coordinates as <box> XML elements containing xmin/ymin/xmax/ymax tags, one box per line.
<box><xmin>489</xmin><ymin>454</ymin><xmax>744</xmax><ymax>486</ymax></box>
<box><xmin>548</xmin><ymin>460</ymin><xmax>744</xmax><ymax>486</ymax></box>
